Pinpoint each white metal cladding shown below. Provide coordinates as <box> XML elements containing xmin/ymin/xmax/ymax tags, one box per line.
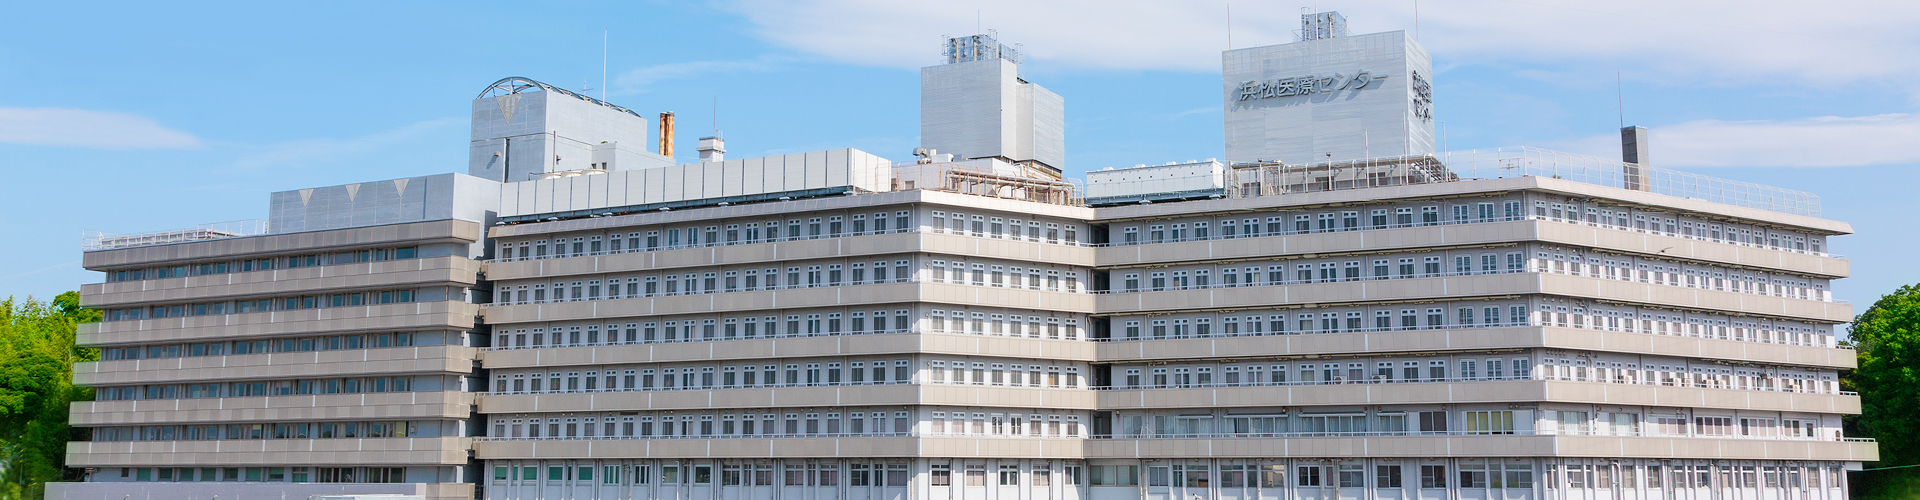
<box><xmin>494</xmin><ymin>149</ymin><xmax>894</xmax><ymax>218</ymax></box>
<box><xmin>921</xmin><ymin>58</ymin><xmax>1065</xmax><ymax>171</ymax></box>
<box><xmin>1086</xmin><ymin>160</ymin><xmax>1226</xmax><ymax>199</ymax></box>
<box><xmin>467</xmin><ymin>83</ymin><xmax>670</xmax><ymax>184</ymax></box>
<box><xmin>267</xmin><ymin>173</ymin><xmax>500</xmax><ymax>234</ymax></box>
<box><xmin>1223</xmin><ymin>30</ymin><xmax>1435</xmax><ymax>166</ymax></box>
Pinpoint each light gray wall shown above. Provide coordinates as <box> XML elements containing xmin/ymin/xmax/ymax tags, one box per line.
<box><xmin>468</xmin><ymin>85</ymin><xmax>670</xmax><ymax>183</ymax></box>
<box><xmin>1223</xmin><ymin>30</ymin><xmax>1435</xmax><ymax>165</ymax></box>
<box><xmin>921</xmin><ymin>58</ymin><xmax>1066</xmax><ymax>170</ymax></box>
<box><xmin>268</xmin><ymin>173</ymin><xmax>500</xmax><ymax>235</ymax></box>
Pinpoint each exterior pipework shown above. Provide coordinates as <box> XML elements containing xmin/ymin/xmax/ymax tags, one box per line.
<box><xmin>659</xmin><ymin>111</ymin><xmax>675</xmax><ymax>158</ymax></box>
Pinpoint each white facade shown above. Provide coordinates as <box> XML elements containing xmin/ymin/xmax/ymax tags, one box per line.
<box><xmin>921</xmin><ymin>39</ymin><xmax>1065</xmax><ymax>173</ymax></box>
<box><xmin>495</xmin><ymin>148</ymin><xmax>894</xmax><ymax>218</ymax></box>
<box><xmin>468</xmin><ymin>77</ymin><xmax>676</xmax><ymax>183</ymax></box>
<box><xmin>1084</xmin><ymin>160</ymin><xmax>1225</xmax><ymax>201</ymax></box>
<box><xmin>1223</xmin><ymin>29</ymin><xmax>1434</xmax><ymax>165</ymax></box>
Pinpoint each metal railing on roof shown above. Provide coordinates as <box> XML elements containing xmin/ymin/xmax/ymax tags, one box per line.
<box><xmin>890</xmin><ymin>161</ymin><xmax>1082</xmax><ymax>207</ymax></box>
<box><xmin>82</xmin><ymin>220</ymin><xmax>268</xmax><ymax>252</ymax></box>
<box><xmin>1092</xmin><ymin>147</ymin><xmax>1822</xmax><ymax>217</ymax></box>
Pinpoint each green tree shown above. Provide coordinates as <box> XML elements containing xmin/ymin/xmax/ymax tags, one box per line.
<box><xmin>1847</xmin><ymin>284</ymin><xmax>1920</xmax><ymax>499</ymax></box>
<box><xmin>0</xmin><ymin>292</ymin><xmax>96</xmax><ymax>499</ymax></box>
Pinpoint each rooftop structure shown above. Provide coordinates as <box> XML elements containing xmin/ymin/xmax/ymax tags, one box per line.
<box><xmin>467</xmin><ymin>77</ymin><xmax>676</xmax><ymax>183</ymax></box>
<box><xmin>922</xmin><ymin>33</ymin><xmax>1066</xmax><ymax>178</ymax></box>
<box><xmin>1224</xmin><ymin>11</ymin><xmax>1434</xmax><ymax>166</ymax></box>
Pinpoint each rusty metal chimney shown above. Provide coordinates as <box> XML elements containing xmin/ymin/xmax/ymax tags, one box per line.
<box><xmin>1621</xmin><ymin>126</ymin><xmax>1650</xmax><ymax>191</ymax></box>
<box><xmin>659</xmin><ymin>112</ymin><xmax>676</xmax><ymax>158</ymax></box>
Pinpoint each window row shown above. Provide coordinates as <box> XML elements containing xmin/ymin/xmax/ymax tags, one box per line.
<box><xmin>102</xmin><ymin>288</ymin><xmax>424</xmax><ymax>322</ymax></box>
<box><xmin>1111</xmin><ymin>460</ymin><xmax>1840</xmax><ymax>492</ymax></box>
<box><xmin>924</xmin><ymin>310</ymin><xmax>1084</xmax><ymax>339</ymax></box>
<box><xmin>494</xmin><ymin>259</ymin><xmax>1087</xmax><ymax>307</ymax></box>
<box><xmin>1111</xmin><ymin>303</ymin><xmax>1529</xmax><ymax>339</ymax></box>
<box><xmin>1106</xmin><ymin>358</ymin><xmax>1532</xmax><ymax>389</ymax></box>
<box><xmin>489</xmin><ymin>461</ymin><xmax>927</xmax><ymax>488</ymax></box>
<box><xmin>1100</xmin><ymin>353</ymin><xmax>1838</xmax><ymax>394</ymax></box>
<box><xmin>1533</xmin><ymin>247</ymin><xmax>1831</xmax><ymax>302</ymax></box>
<box><xmin>475</xmin><ymin>458</ymin><xmax>1846</xmax><ymax>493</ymax></box>
<box><xmin>103</xmin><ymin>246</ymin><xmax>421</xmax><ymax>283</ymax></box>
<box><xmin>1111</xmin><ymin>200</ymin><xmax>1523</xmax><ymax>246</ymax></box>
<box><xmin>928</xmin><ymin>211</ymin><xmax>1081</xmax><ymax>244</ymax></box>
<box><xmin>497</xmin><ymin>259</ymin><xmax>919</xmax><ymax>304</ymax></box>
<box><xmin>1103</xmin><ymin>299</ymin><xmax>1837</xmax><ymax>349</ymax></box>
<box><xmin>90</xmin><ymin>420</ymin><xmax>436</xmax><ymax>441</ymax></box>
<box><xmin>1127</xmin><ymin>462</ymin><xmax>1532</xmax><ymax>490</ymax></box>
<box><xmin>1112</xmin><ymin>407</ymin><xmax>1834</xmax><ymax>440</ymax></box>
<box><xmin>490</xmin><ymin>360</ymin><xmax>916</xmax><ymax>394</ymax></box>
<box><xmin>488</xmin><ymin>409</ymin><xmax>920</xmax><ymax>439</ymax></box>
<box><xmin>499</xmin><ymin>211</ymin><xmax>918</xmax><ymax>261</ymax></box>
<box><xmin>1107</xmin><ymin>247</ymin><xmax>1831</xmax><ymax>306</ymax></box>
<box><xmin>1114</xmin><ymin>252</ymin><xmax>1523</xmax><ymax>293</ymax></box>
<box><xmin>489</xmin><ymin>309</ymin><xmax>921</xmax><ymax>349</ymax></box>
<box><xmin>926</xmin><ymin>260</ymin><xmax>1083</xmax><ymax>292</ymax></box>
<box><xmin>1534</xmin><ymin>298</ymin><xmax>1836</xmax><ymax>347</ymax></box>
<box><xmin>93</xmin><ymin>376</ymin><xmax>423</xmax><ymax>401</ymax></box>
<box><xmin>98</xmin><ymin>331</ymin><xmax>429</xmax><ymax>361</ymax></box>
<box><xmin>114</xmin><ymin>466</ymin><xmax>409</xmax><ymax>484</ymax></box>
<box><xmin>1530</xmin><ymin>197</ymin><xmax>1826</xmax><ymax>255</ymax></box>
<box><xmin>1537</xmin><ymin>357</ymin><xmax>1840</xmax><ymax>394</ymax></box>
<box><xmin>1100</xmin><ymin>194</ymin><xmax>1830</xmax><ymax>260</ymax></box>
<box><xmin>484</xmin><ymin>408</ymin><xmax>1086</xmax><ymax>440</ymax></box>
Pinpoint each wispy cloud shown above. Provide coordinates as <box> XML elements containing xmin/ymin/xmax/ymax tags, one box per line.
<box><xmin>613</xmin><ymin>56</ymin><xmax>786</xmax><ymax>94</ymax></box>
<box><xmin>726</xmin><ymin>0</ymin><xmax>1920</xmax><ymax>92</ymax></box>
<box><xmin>1552</xmin><ymin>113</ymin><xmax>1920</xmax><ymax>167</ymax></box>
<box><xmin>229</xmin><ymin>118</ymin><xmax>461</xmax><ymax>170</ymax></box>
<box><xmin>0</xmin><ymin>260</ymin><xmax>79</xmax><ymax>282</ymax></box>
<box><xmin>0</xmin><ymin>107</ymin><xmax>202</xmax><ymax>149</ymax></box>
<box><xmin>1170</xmin><ymin>107</ymin><xmax>1219</xmax><ymax>119</ymax></box>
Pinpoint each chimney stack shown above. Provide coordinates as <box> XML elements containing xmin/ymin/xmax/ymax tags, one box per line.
<box><xmin>659</xmin><ymin>112</ymin><xmax>676</xmax><ymax>158</ymax></box>
<box><xmin>698</xmin><ymin>134</ymin><xmax>726</xmax><ymax>162</ymax></box>
<box><xmin>1620</xmin><ymin>126</ymin><xmax>1650</xmax><ymax>191</ymax></box>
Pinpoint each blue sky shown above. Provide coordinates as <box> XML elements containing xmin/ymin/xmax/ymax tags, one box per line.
<box><xmin>3</xmin><ymin>0</ymin><xmax>1917</xmax><ymax>311</ymax></box>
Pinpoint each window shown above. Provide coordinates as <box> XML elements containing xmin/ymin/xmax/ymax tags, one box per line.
<box><xmin>1297</xmin><ymin>466</ymin><xmax>1322</xmax><ymax>487</ymax></box>
<box><xmin>1421</xmin><ymin>465</ymin><xmax>1447</xmax><ymax>488</ymax></box>
<box><xmin>1377</xmin><ymin>465</ymin><xmax>1403</xmax><ymax>488</ymax></box>
<box><xmin>1464</xmin><ymin>411</ymin><xmax>1515</xmax><ymax>434</ymax></box>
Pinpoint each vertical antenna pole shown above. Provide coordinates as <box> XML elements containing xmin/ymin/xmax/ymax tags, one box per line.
<box><xmin>1617</xmin><ymin>71</ymin><xmax>1625</xmax><ymax>129</ymax></box>
<box><xmin>1415</xmin><ymin>0</ymin><xmax>1420</xmax><ymax>41</ymax></box>
<box><xmin>1226</xmin><ymin>3</ymin><xmax>1232</xmax><ymax>49</ymax></box>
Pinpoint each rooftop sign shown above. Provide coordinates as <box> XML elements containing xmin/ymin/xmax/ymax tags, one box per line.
<box><xmin>1235</xmin><ymin>70</ymin><xmax>1387</xmax><ymax>101</ymax></box>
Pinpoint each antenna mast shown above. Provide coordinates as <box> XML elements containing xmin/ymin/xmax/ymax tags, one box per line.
<box><xmin>1616</xmin><ymin>71</ymin><xmax>1625</xmax><ymax>129</ymax></box>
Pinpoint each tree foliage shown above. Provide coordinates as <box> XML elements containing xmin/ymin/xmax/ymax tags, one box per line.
<box><xmin>0</xmin><ymin>292</ymin><xmax>95</xmax><ymax>499</ymax></box>
<box><xmin>1846</xmin><ymin>284</ymin><xmax>1920</xmax><ymax>499</ymax></box>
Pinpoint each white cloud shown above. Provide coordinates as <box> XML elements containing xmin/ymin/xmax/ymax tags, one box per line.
<box><xmin>725</xmin><ymin>0</ymin><xmax>1920</xmax><ymax>90</ymax></box>
<box><xmin>1552</xmin><ymin>113</ymin><xmax>1920</xmax><ymax>167</ymax></box>
<box><xmin>0</xmin><ymin>107</ymin><xmax>202</xmax><ymax>149</ymax></box>
<box><xmin>1170</xmin><ymin>106</ymin><xmax>1219</xmax><ymax>119</ymax></box>
<box><xmin>613</xmin><ymin>56</ymin><xmax>785</xmax><ymax>94</ymax></box>
<box><xmin>230</xmin><ymin>118</ymin><xmax>461</xmax><ymax>170</ymax></box>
